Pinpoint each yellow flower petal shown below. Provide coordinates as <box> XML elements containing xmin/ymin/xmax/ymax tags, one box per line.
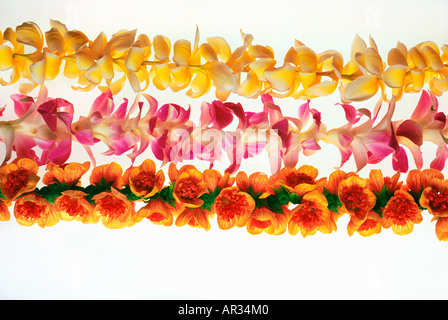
<box><xmin>203</xmin><ymin>61</ymin><xmax>237</xmax><ymax>93</ymax></box>
<box><xmin>237</xmin><ymin>69</ymin><xmax>261</xmax><ymax>98</ymax></box>
<box><xmin>408</xmin><ymin>47</ymin><xmax>427</xmax><ymax>69</ymax></box>
<box><xmin>44</xmin><ymin>27</ymin><xmax>65</xmax><ymax>54</ymax></box>
<box><xmin>85</xmin><ymin>64</ymin><xmax>102</xmax><ymax>85</ymax></box>
<box><xmin>153</xmin><ymin>35</ymin><xmax>171</xmax><ymax>61</ymax></box>
<box><xmin>0</xmin><ymin>45</ymin><xmax>14</xmax><ymax>71</ymax></box>
<box><xmin>263</xmin><ymin>64</ymin><xmax>296</xmax><ymax>92</ymax></box>
<box><xmin>29</xmin><ymin>58</ymin><xmax>45</xmax><ymax>84</ymax></box>
<box><xmin>207</xmin><ymin>36</ymin><xmax>232</xmax><ymax>62</ymax></box>
<box><xmin>343</xmin><ymin>74</ymin><xmax>379</xmax><ymax>101</ymax></box>
<box><xmin>382</xmin><ymin>65</ymin><xmax>408</xmax><ymax>88</ymax></box>
<box><xmin>97</xmin><ymin>50</ymin><xmax>114</xmax><ymax>79</ymax></box>
<box><xmin>75</xmin><ymin>48</ymin><xmax>96</xmax><ymax>71</ymax></box>
<box><xmin>296</xmin><ymin>45</ymin><xmax>317</xmax><ymax>72</ymax></box>
<box><xmin>308</xmin><ymin>80</ymin><xmax>338</xmax><ymax>97</ymax></box>
<box><xmin>125</xmin><ymin>46</ymin><xmax>145</xmax><ymax>72</ymax></box>
<box><xmin>64</xmin><ymin>30</ymin><xmax>89</xmax><ymax>54</ymax></box>
<box><xmin>199</xmin><ymin>42</ymin><xmax>218</xmax><ymax>63</ymax></box>
<box><xmin>173</xmin><ymin>39</ymin><xmax>191</xmax><ymax>66</ymax></box>
<box><xmin>105</xmin><ymin>29</ymin><xmax>136</xmax><ymax>58</ymax></box>
<box><xmin>421</xmin><ymin>45</ymin><xmax>444</xmax><ymax>71</ymax></box>
<box><xmin>387</xmin><ymin>47</ymin><xmax>408</xmax><ymax>66</ymax></box>
<box><xmin>16</xmin><ymin>21</ymin><xmax>43</xmax><ymax>52</ymax></box>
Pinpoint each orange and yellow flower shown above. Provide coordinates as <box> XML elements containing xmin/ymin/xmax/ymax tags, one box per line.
<box><xmin>92</xmin><ymin>187</ymin><xmax>135</xmax><ymax>229</ymax></box>
<box><xmin>419</xmin><ymin>178</ymin><xmax>448</xmax><ymax>218</ymax></box>
<box><xmin>136</xmin><ymin>198</ymin><xmax>175</xmax><ymax>226</ymax></box>
<box><xmin>124</xmin><ymin>159</ymin><xmax>164</xmax><ymax>198</ymax></box>
<box><xmin>381</xmin><ymin>190</ymin><xmax>423</xmax><ymax>235</ymax></box>
<box><xmin>14</xmin><ymin>193</ymin><xmax>60</xmax><ymax>227</ymax></box>
<box><xmin>89</xmin><ymin>161</ymin><xmax>123</xmax><ymax>189</ymax></box>
<box><xmin>175</xmin><ymin>207</ymin><xmax>211</xmax><ymax>231</ymax></box>
<box><xmin>172</xmin><ymin>166</ymin><xmax>207</xmax><ymax>208</ymax></box>
<box><xmin>0</xmin><ymin>158</ymin><xmax>40</xmax><ymax>201</ymax></box>
<box><xmin>368</xmin><ymin>169</ymin><xmax>402</xmax><ymax>194</ymax></box>
<box><xmin>213</xmin><ymin>186</ymin><xmax>255</xmax><ymax>230</ymax></box>
<box><xmin>246</xmin><ymin>205</ymin><xmax>290</xmax><ymax>235</ymax></box>
<box><xmin>288</xmin><ymin>190</ymin><xmax>331</xmax><ymax>237</ymax></box>
<box><xmin>337</xmin><ymin>176</ymin><xmax>376</xmax><ymax>225</ymax></box>
<box><xmin>268</xmin><ymin>165</ymin><xmax>326</xmax><ymax>195</ymax></box>
<box><xmin>236</xmin><ymin>171</ymin><xmax>269</xmax><ymax>197</ymax></box>
<box><xmin>54</xmin><ymin>190</ymin><xmax>97</xmax><ymax>224</ymax></box>
<box><xmin>405</xmin><ymin>169</ymin><xmax>444</xmax><ymax>194</ymax></box>
<box><xmin>42</xmin><ymin>161</ymin><xmax>90</xmax><ymax>186</ymax></box>
<box><xmin>347</xmin><ymin>210</ymin><xmax>382</xmax><ymax>237</ymax></box>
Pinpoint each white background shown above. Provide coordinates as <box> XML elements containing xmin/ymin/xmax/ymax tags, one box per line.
<box><xmin>1</xmin><ymin>0</ymin><xmax>448</xmax><ymax>299</ymax></box>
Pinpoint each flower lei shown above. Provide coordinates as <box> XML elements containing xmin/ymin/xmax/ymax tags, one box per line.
<box><xmin>0</xmin><ymin>20</ymin><xmax>447</xmax><ymax>102</ymax></box>
<box><xmin>1</xmin><ymin>20</ymin><xmax>448</xmax><ymax>241</ymax></box>
<box><xmin>1</xmin><ymin>86</ymin><xmax>447</xmax><ymax>174</ymax></box>
<box><xmin>0</xmin><ymin>158</ymin><xmax>447</xmax><ymax>240</ymax></box>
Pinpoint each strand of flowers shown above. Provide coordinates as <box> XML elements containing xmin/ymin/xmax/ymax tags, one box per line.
<box><xmin>0</xmin><ymin>157</ymin><xmax>447</xmax><ymax>240</ymax></box>
<box><xmin>1</xmin><ymin>85</ymin><xmax>447</xmax><ymax>174</ymax></box>
<box><xmin>1</xmin><ymin>20</ymin><xmax>447</xmax><ymax>102</ymax></box>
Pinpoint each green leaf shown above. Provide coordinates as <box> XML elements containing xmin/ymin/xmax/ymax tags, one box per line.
<box><xmin>323</xmin><ymin>188</ymin><xmax>342</xmax><ymax>214</ymax></box>
<box><xmin>371</xmin><ymin>184</ymin><xmax>392</xmax><ymax>217</ymax></box>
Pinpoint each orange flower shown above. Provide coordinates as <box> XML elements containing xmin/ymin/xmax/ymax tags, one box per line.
<box><xmin>288</xmin><ymin>190</ymin><xmax>331</xmax><ymax>237</ymax></box>
<box><xmin>347</xmin><ymin>211</ymin><xmax>382</xmax><ymax>237</ymax></box>
<box><xmin>54</xmin><ymin>190</ymin><xmax>97</xmax><ymax>224</ymax></box>
<box><xmin>420</xmin><ymin>178</ymin><xmax>448</xmax><ymax>218</ymax></box>
<box><xmin>92</xmin><ymin>188</ymin><xmax>136</xmax><ymax>229</ymax></box>
<box><xmin>246</xmin><ymin>205</ymin><xmax>290</xmax><ymax>235</ymax></box>
<box><xmin>213</xmin><ymin>186</ymin><xmax>255</xmax><ymax>230</ymax></box>
<box><xmin>136</xmin><ymin>198</ymin><xmax>175</xmax><ymax>226</ymax></box>
<box><xmin>268</xmin><ymin>165</ymin><xmax>324</xmax><ymax>193</ymax></box>
<box><xmin>14</xmin><ymin>193</ymin><xmax>60</xmax><ymax>227</ymax></box>
<box><xmin>0</xmin><ymin>158</ymin><xmax>40</xmax><ymax>201</ymax></box>
<box><xmin>236</xmin><ymin>171</ymin><xmax>269</xmax><ymax>196</ymax></box>
<box><xmin>435</xmin><ymin>217</ymin><xmax>448</xmax><ymax>241</ymax></box>
<box><xmin>42</xmin><ymin>161</ymin><xmax>90</xmax><ymax>186</ymax></box>
<box><xmin>381</xmin><ymin>190</ymin><xmax>422</xmax><ymax>235</ymax></box>
<box><xmin>337</xmin><ymin>176</ymin><xmax>376</xmax><ymax>225</ymax></box>
<box><xmin>125</xmin><ymin>159</ymin><xmax>164</xmax><ymax>198</ymax></box>
<box><xmin>89</xmin><ymin>162</ymin><xmax>123</xmax><ymax>189</ymax></box>
<box><xmin>323</xmin><ymin>170</ymin><xmax>358</xmax><ymax>216</ymax></box>
<box><xmin>172</xmin><ymin>167</ymin><xmax>207</xmax><ymax>208</ymax></box>
<box><xmin>175</xmin><ymin>207</ymin><xmax>211</xmax><ymax>231</ymax></box>
<box><xmin>405</xmin><ymin>169</ymin><xmax>444</xmax><ymax>194</ymax></box>
<box><xmin>368</xmin><ymin>169</ymin><xmax>402</xmax><ymax>194</ymax></box>
<box><xmin>0</xmin><ymin>200</ymin><xmax>10</xmax><ymax>221</ymax></box>
<box><xmin>203</xmin><ymin>168</ymin><xmax>235</xmax><ymax>192</ymax></box>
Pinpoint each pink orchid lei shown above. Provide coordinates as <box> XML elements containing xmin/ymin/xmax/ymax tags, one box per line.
<box><xmin>0</xmin><ymin>85</ymin><xmax>447</xmax><ymax>175</ymax></box>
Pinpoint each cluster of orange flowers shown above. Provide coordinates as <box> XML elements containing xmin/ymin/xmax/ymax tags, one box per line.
<box><xmin>0</xmin><ymin>20</ymin><xmax>447</xmax><ymax>101</ymax></box>
<box><xmin>1</xmin><ymin>157</ymin><xmax>447</xmax><ymax>240</ymax></box>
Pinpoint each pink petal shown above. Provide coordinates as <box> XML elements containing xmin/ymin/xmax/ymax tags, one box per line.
<box><xmin>11</xmin><ymin>94</ymin><xmax>35</xmax><ymax>118</ymax></box>
<box><xmin>430</xmin><ymin>145</ymin><xmax>448</xmax><ymax>171</ymax></box>
<box><xmin>395</xmin><ymin>120</ymin><xmax>423</xmax><ymax>146</ymax></box>
<box><xmin>91</xmin><ymin>90</ymin><xmax>114</xmax><ymax>116</ymax></box>
<box><xmin>392</xmin><ymin>146</ymin><xmax>409</xmax><ymax>173</ymax></box>
<box><xmin>48</xmin><ymin>138</ymin><xmax>72</xmax><ymax>165</ymax></box>
<box><xmin>75</xmin><ymin>130</ymin><xmax>95</xmax><ymax>145</ymax></box>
